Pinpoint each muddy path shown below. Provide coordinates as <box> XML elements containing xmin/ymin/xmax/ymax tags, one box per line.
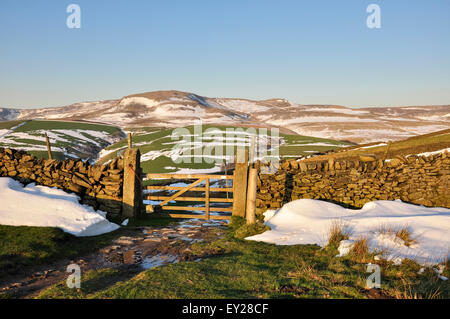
<box><xmin>0</xmin><ymin>219</ymin><xmax>228</xmax><ymax>298</ymax></box>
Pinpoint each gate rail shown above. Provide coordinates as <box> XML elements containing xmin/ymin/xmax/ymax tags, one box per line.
<box><xmin>143</xmin><ymin>173</ymin><xmax>234</xmax><ymax>220</ymax></box>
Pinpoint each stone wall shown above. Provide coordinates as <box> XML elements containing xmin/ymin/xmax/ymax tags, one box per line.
<box><xmin>0</xmin><ymin>148</ymin><xmax>124</xmax><ymax>217</ymax></box>
<box><xmin>256</xmin><ymin>152</ymin><xmax>450</xmax><ymax>212</ymax></box>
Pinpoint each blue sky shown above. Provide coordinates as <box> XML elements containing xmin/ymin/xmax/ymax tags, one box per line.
<box><xmin>1</xmin><ymin>0</ymin><xmax>449</xmax><ymax>109</ymax></box>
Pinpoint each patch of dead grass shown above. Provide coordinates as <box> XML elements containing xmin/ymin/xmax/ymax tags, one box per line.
<box><xmin>349</xmin><ymin>236</ymin><xmax>370</xmax><ymax>263</ymax></box>
<box><xmin>327</xmin><ymin>220</ymin><xmax>350</xmax><ymax>247</ymax></box>
<box><xmin>393</xmin><ymin>278</ymin><xmax>442</xmax><ymax>299</ymax></box>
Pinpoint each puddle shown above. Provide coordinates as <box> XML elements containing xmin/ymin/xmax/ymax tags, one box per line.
<box><xmin>103</xmin><ymin>219</ymin><xmax>226</xmax><ymax>270</ymax></box>
<box><xmin>172</xmin><ymin>234</ymin><xmax>203</xmax><ymax>243</ymax></box>
<box><xmin>141</xmin><ymin>254</ymin><xmax>179</xmax><ymax>270</ymax></box>
<box><xmin>178</xmin><ymin>219</ymin><xmax>229</xmax><ymax>228</ymax></box>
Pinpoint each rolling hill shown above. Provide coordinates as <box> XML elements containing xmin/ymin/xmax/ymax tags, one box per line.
<box><xmin>1</xmin><ymin>90</ymin><xmax>448</xmax><ymax>144</ymax></box>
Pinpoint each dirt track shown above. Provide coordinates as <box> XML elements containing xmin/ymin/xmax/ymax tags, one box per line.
<box><xmin>0</xmin><ymin>219</ymin><xmax>228</xmax><ymax>298</ymax></box>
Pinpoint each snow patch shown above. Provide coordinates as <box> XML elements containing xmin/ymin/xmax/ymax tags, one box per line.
<box><xmin>246</xmin><ymin>199</ymin><xmax>450</xmax><ymax>265</ymax></box>
<box><xmin>0</xmin><ymin>178</ymin><xmax>120</xmax><ymax>236</ymax></box>
<box><xmin>414</xmin><ymin>148</ymin><xmax>450</xmax><ymax>157</ymax></box>
<box><xmin>119</xmin><ymin>97</ymin><xmax>159</xmax><ymax>108</ymax></box>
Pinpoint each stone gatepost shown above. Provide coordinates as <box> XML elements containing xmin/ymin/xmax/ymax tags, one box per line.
<box><xmin>232</xmin><ymin>148</ymin><xmax>249</xmax><ymax>217</ymax></box>
<box><xmin>122</xmin><ymin>148</ymin><xmax>142</xmax><ymax>218</ymax></box>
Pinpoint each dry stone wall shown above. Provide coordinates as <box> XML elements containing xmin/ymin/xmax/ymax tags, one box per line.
<box><xmin>0</xmin><ymin>148</ymin><xmax>124</xmax><ymax>217</ymax></box>
<box><xmin>256</xmin><ymin>152</ymin><xmax>450</xmax><ymax>213</ymax></box>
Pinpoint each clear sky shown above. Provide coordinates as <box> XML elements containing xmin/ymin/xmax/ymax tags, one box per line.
<box><xmin>1</xmin><ymin>0</ymin><xmax>449</xmax><ymax>109</ymax></box>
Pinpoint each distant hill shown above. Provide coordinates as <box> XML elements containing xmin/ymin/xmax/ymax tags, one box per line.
<box><xmin>1</xmin><ymin>90</ymin><xmax>449</xmax><ymax>143</ymax></box>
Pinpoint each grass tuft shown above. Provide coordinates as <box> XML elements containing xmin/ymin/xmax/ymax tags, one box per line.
<box><xmin>395</xmin><ymin>227</ymin><xmax>417</xmax><ymax>247</ymax></box>
<box><xmin>327</xmin><ymin>220</ymin><xmax>350</xmax><ymax>247</ymax></box>
<box><xmin>393</xmin><ymin>277</ymin><xmax>443</xmax><ymax>299</ymax></box>
<box><xmin>349</xmin><ymin>236</ymin><xmax>370</xmax><ymax>263</ymax></box>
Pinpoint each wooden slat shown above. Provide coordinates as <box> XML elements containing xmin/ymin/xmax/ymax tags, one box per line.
<box><xmin>207</xmin><ymin>215</ymin><xmax>231</xmax><ymax>220</ymax></box>
<box><xmin>145</xmin><ymin>173</ymin><xmax>233</xmax><ymax>180</ymax></box>
<box><xmin>163</xmin><ymin>213</ymin><xmax>231</xmax><ymax>220</ymax></box>
<box><xmin>205</xmin><ymin>178</ymin><xmax>210</xmax><ymax>220</ymax></box>
<box><xmin>158</xmin><ymin>206</ymin><xmax>232</xmax><ymax>212</ymax></box>
<box><xmin>146</xmin><ymin>196</ymin><xmax>233</xmax><ymax>203</ymax></box>
<box><xmin>145</xmin><ymin>186</ymin><xmax>233</xmax><ymax>192</ymax></box>
<box><xmin>159</xmin><ymin>178</ymin><xmax>205</xmax><ymax>206</ymax></box>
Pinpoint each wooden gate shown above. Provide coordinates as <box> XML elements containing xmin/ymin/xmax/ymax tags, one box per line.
<box><xmin>143</xmin><ymin>173</ymin><xmax>234</xmax><ymax>220</ymax></box>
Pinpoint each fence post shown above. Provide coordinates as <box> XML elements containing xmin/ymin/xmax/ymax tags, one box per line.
<box><xmin>128</xmin><ymin>133</ymin><xmax>132</xmax><ymax>149</ymax></box>
<box><xmin>249</xmin><ymin>135</ymin><xmax>256</xmax><ymax>165</ymax></box>
<box><xmin>45</xmin><ymin>133</ymin><xmax>52</xmax><ymax>160</ymax></box>
<box><xmin>205</xmin><ymin>178</ymin><xmax>210</xmax><ymax>220</ymax></box>
<box><xmin>246</xmin><ymin>167</ymin><xmax>257</xmax><ymax>224</ymax></box>
<box><xmin>232</xmin><ymin>148</ymin><xmax>249</xmax><ymax>217</ymax></box>
<box><xmin>383</xmin><ymin>141</ymin><xmax>392</xmax><ymax>160</ymax></box>
<box><xmin>122</xmin><ymin>148</ymin><xmax>142</xmax><ymax>218</ymax></box>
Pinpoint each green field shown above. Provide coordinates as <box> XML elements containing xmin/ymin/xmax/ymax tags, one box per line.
<box><xmin>98</xmin><ymin>125</ymin><xmax>353</xmax><ymax>173</ymax></box>
<box><xmin>0</xmin><ymin>120</ymin><xmax>25</xmax><ymax>130</ymax></box>
<box><xmin>0</xmin><ymin>120</ymin><xmax>125</xmax><ymax>160</ymax></box>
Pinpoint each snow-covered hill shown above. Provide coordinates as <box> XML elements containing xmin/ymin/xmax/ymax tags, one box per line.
<box><xmin>1</xmin><ymin>90</ymin><xmax>449</xmax><ymax>143</ymax></box>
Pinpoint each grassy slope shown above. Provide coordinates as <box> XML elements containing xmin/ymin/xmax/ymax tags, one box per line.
<box><xmin>0</xmin><ymin>217</ymin><xmax>178</xmax><ymax>281</ymax></box>
<box><xmin>314</xmin><ymin>129</ymin><xmax>450</xmax><ymax>161</ymax></box>
<box><xmin>0</xmin><ymin>120</ymin><xmax>123</xmax><ymax>160</ymax></box>
<box><xmin>34</xmin><ymin>218</ymin><xmax>449</xmax><ymax>299</ymax></box>
<box><xmin>13</xmin><ymin>120</ymin><xmax>119</xmax><ymax>134</ymax></box>
<box><xmin>0</xmin><ymin>226</ymin><xmax>120</xmax><ymax>279</ymax></box>
<box><xmin>98</xmin><ymin>125</ymin><xmax>352</xmax><ymax>173</ymax></box>
<box><xmin>0</xmin><ymin>120</ymin><xmax>25</xmax><ymax>130</ymax></box>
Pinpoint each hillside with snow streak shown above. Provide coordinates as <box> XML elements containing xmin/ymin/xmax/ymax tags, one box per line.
<box><xmin>0</xmin><ymin>120</ymin><xmax>125</xmax><ymax>161</ymax></box>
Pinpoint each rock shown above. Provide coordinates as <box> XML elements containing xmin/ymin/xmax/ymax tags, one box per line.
<box><xmin>123</xmin><ymin>250</ymin><xmax>136</xmax><ymax>264</ymax></box>
<box><xmin>388</xmin><ymin>158</ymin><xmax>403</xmax><ymax>167</ymax></box>
<box><xmin>144</xmin><ymin>237</ymin><xmax>161</xmax><ymax>242</ymax></box>
<box><xmin>359</xmin><ymin>155</ymin><xmax>377</xmax><ymax>162</ymax></box>
<box><xmin>113</xmin><ymin>237</ymin><xmax>135</xmax><ymax>245</ymax></box>
<box><xmin>299</xmin><ymin>162</ymin><xmax>307</xmax><ymax>172</ymax></box>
